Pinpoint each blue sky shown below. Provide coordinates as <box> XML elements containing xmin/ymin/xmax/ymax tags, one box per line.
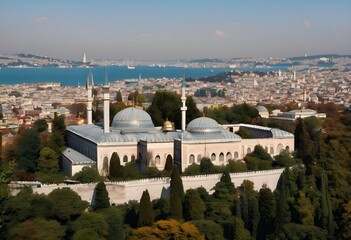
<box><xmin>0</xmin><ymin>0</ymin><xmax>350</xmax><ymax>61</ymax></box>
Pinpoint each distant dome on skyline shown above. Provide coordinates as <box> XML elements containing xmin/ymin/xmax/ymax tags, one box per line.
<box><xmin>111</xmin><ymin>107</ymin><xmax>155</xmax><ymax>130</ymax></box>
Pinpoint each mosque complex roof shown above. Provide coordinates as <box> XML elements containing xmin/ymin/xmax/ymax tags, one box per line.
<box><xmin>68</xmin><ymin>107</ymin><xmax>291</xmax><ymax>144</ymax></box>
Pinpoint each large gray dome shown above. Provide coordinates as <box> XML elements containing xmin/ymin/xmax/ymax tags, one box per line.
<box><xmin>111</xmin><ymin>107</ymin><xmax>155</xmax><ymax>130</ymax></box>
<box><xmin>186</xmin><ymin>117</ymin><xmax>221</xmax><ymax>133</ymax></box>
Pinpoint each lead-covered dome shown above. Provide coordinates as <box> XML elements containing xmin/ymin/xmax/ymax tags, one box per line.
<box><xmin>186</xmin><ymin>117</ymin><xmax>221</xmax><ymax>133</ymax></box>
<box><xmin>111</xmin><ymin>107</ymin><xmax>155</xmax><ymax>130</ymax></box>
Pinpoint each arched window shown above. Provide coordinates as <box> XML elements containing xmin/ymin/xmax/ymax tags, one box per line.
<box><xmin>277</xmin><ymin>143</ymin><xmax>284</xmax><ymax>153</ymax></box>
<box><xmin>189</xmin><ymin>154</ymin><xmax>195</xmax><ymax>164</ymax></box>
<box><xmin>131</xmin><ymin>155</ymin><xmax>136</xmax><ymax>162</ymax></box>
<box><xmin>247</xmin><ymin>147</ymin><xmax>252</xmax><ymax>154</ymax></box>
<box><xmin>102</xmin><ymin>156</ymin><xmax>109</xmax><ymax>176</ymax></box>
<box><xmin>123</xmin><ymin>155</ymin><xmax>128</xmax><ymax>163</ymax></box>
<box><xmin>265</xmin><ymin>146</ymin><xmax>268</xmax><ymax>152</ymax></box>
<box><xmin>197</xmin><ymin>154</ymin><xmax>202</xmax><ymax>163</ymax></box>
<box><xmin>234</xmin><ymin>152</ymin><xmax>239</xmax><ymax>159</ymax></box>
<box><xmin>285</xmin><ymin>146</ymin><xmax>290</xmax><ymax>152</ymax></box>
<box><xmin>226</xmin><ymin>152</ymin><xmax>232</xmax><ymax>161</ymax></box>
<box><xmin>270</xmin><ymin>147</ymin><xmax>274</xmax><ymax>155</ymax></box>
<box><xmin>219</xmin><ymin>152</ymin><xmax>224</xmax><ymax>162</ymax></box>
<box><xmin>155</xmin><ymin>155</ymin><xmax>161</xmax><ymax>164</ymax></box>
<box><xmin>211</xmin><ymin>153</ymin><xmax>216</xmax><ymax>161</ymax></box>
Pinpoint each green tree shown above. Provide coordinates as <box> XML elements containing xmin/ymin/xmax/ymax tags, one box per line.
<box><xmin>248</xmin><ymin>145</ymin><xmax>273</xmax><ymax>161</ymax></box>
<box><xmin>186</xmin><ymin>96</ymin><xmax>201</xmax><ymax>123</ymax></box>
<box><xmin>272</xmin><ymin>223</ymin><xmax>328</xmax><ymax>240</ymax></box>
<box><xmin>50</xmin><ymin>113</ymin><xmax>66</xmax><ymax>154</ymax></box>
<box><xmin>103</xmin><ymin>207</ymin><xmax>125</xmax><ymax>240</ymax></box>
<box><xmin>18</xmin><ymin>129</ymin><xmax>41</xmax><ymax>172</ymax></box>
<box><xmin>183</xmin><ymin>163</ymin><xmax>201</xmax><ymax>176</ymax></box>
<box><xmin>226</xmin><ymin>160</ymin><xmax>248</xmax><ymax>172</ymax></box>
<box><xmin>222</xmin><ymin>217</ymin><xmax>251</xmax><ymax>240</ymax></box>
<box><xmin>137</xmin><ymin>93</ymin><xmax>147</xmax><ymax>104</ymax></box>
<box><xmin>190</xmin><ymin>220</ymin><xmax>223</xmax><ymax>240</ymax></box>
<box><xmin>294</xmin><ymin>118</ymin><xmax>313</xmax><ymax>158</ymax></box>
<box><xmin>32</xmin><ymin>119</ymin><xmax>48</xmax><ymax>132</ymax></box>
<box><xmin>72</xmin><ymin>229</ymin><xmax>100</xmax><ymax>240</ymax></box>
<box><xmin>341</xmin><ymin>200</ymin><xmax>351</xmax><ymax>239</ymax></box>
<box><xmin>109</xmin><ymin>152</ymin><xmax>124</xmax><ymax>180</ymax></box>
<box><xmin>71</xmin><ymin>212</ymin><xmax>108</xmax><ymax>239</ymax></box>
<box><xmin>320</xmin><ymin>172</ymin><xmax>334</xmax><ymax>235</ymax></box>
<box><xmin>258</xmin><ymin>187</ymin><xmax>276</xmax><ymax>240</ymax></box>
<box><xmin>38</xmin><ymin>147</ymin><xmax>59</xmax><ymax>173</ymax></box>
<box><xmin>72</xmin><ymin>166</ymin><xmax>103</xmax><ymax>183</ymax></box>
<box><xmin>10</xmin><ymin>218</ymin><xmax>65</xmax><ymax>240</ymax></box>
<box><xmin>94</xmin><ymin>181</ymin><xmax>110</xmax><ymax>211</ymax></box>
<box><xmin>248</xmin><ymin>195</ymin><xmax>260</xmax><ymax>239</ymax></box>
<box><xmin>170</xmin><ymin>166</ymin><xmax>184</xmax><ymax>219</ymax></box>
<box><xmin>295</xmin><ymin>191</ymin><xmax>315</xmax><ymax>226</ymax></box>
<box><xmin>220</xmin><ymin>171</ymin><xmax>236</xmax><ymax>194</ymax></box>
<box><xmin>275</xmin><ymin>175</ymin><xmax>291</xmax><ymax>230</ymax></box>
<box><xmin>137</xmin><ymin>190</ymin><xmax>154</xmax><ymax>227</ymax></box>
<box><xmin>115</xmin><ymin>90</ymin><xmax>122</xmax><ymax>102</ymax></box>
<box><xmin>147</xmin><ymin>91</ymin><xmax>182</xmax><ymax>128</ymax></box>
<box><xmin>48</xmin><ymin>188</ymin><xmax>88</xmax><ymax>223</ymax></box>
<box><xmin>164</xmin><ymin>154</ymin><xmax>173</xmax><ymax>172</ymax></box>
<box><xmin>184</xmin><ymin>189</ymin><xmax>206</xmax><ymax>221</ymax></box>
<box><xmin>200</xmin><ymin>157</ymin><xmax>216</xmax><ymax>174</ymax></box>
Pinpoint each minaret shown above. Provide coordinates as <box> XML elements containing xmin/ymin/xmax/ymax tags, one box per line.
<box><xmin>181</xmin><ymin>71</ymin><xmax>187</xmax><ymax>131</ymax></box>
<box><xmin>293</xmin><ymin>69</ymin><xmax>296</xmax><ymax>81</ymax></box>
<box><xmin>83</xmin><ymin>53</ymin><xmax>87</xmax><ymax>64</ymax></box>
<box><xmin>86</xmin><ymin>71</ymin><xmax>94</xmax><ymax>124</ymax></box>
<box><xmin>103</xmin><ymin>65</ymin><xmax>110</xmax><ymax>133</ymax></box>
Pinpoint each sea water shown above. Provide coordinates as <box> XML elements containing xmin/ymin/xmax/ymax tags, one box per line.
<box><xmin>0</xmin><ymin>65</ymin><xmax>287</xmax><ymax>86</ymax></box>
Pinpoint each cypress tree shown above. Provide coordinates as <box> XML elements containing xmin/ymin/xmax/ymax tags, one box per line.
<box><xmin>321</xmin><ymin>172</ymin><xmax>334</xmax><ymax>236</ymax></box>
<box><xmin>275</xmin><ymin>176</ymin><xmax>291</xmax><ymax>229</ymax></box>
<box><xmin>18</xmin><ymin>129</ymin><xmax>41</xmax><ymax>172</ymax></box>
<box><xmin>241</xmin><ymin>191</ymin><xmax>249</xmax><ymax>229</ymax></box>
<box><xmin>164</xmin><ymin>155</ymin><xmax>173</xmax><ymax>172</ymax></box>
<box><xmin>109</xmin><ymin>152</ymin><xmax>123</xmax><ymax>179</ymax></box>
<box><xmin>183</xmin><ymin>189</ymin><xmax>205</xmax><ymax>221</ymax></box>
<box><xmin>94</xmin><ymin>181</ymin><xmax>110</xmax><ymax>211</ymax></box>
<box><xmin>137</xmin><ymin>190</ymin><xmax>154</xmax><ymax>227</ymax></box>
<box><xmin>50</xmin><ymin>113</ymin><xmax>66</xmax><ymax>154</ymax></box>
<box><xmin>220</xmin><ymin>171</ymin><xmax>236</xmax><ymax>194</ymax></box>
<box><xmin>170</xmin><ymin>166</ymin><xmax>184</xmax><ymax>219</ymax></box>
<box><xmin>248</xmin><ymin>196</ymin><xmax>260</xmax><ymax>239</ymax></box>
<box><xmin>257</xmin><ymin>187</ymin><xmax>276</xmax><ymax>240</ymax></box>
<box><xmin>294</xmin><ymin>118</ymin><xmax>313</xmax><ymax>158</ymax></box>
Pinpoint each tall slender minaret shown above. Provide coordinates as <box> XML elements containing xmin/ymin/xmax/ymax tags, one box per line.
<box><xmin>83</xmin><ymin>53</ymin><xmax>87</xmax><ymax>64</ymax></box>
<box><xmin>86</xmin><ymin>71</ymin><xmax>94</xmax><ymax>124</ymax></box>
<box><xmin>103</xmin><ymin>65</ymin><xmax>110</xmax><ymax>133</ymax></box>
<box><xmin>181</xmin><ymin>71</ymin><xmax>187</xmax><ymax>131</ymax></box>
<box><xmin>293</xmin><ymin>69</ymin><xmax>296</xmax><ymax>81</ymax></box>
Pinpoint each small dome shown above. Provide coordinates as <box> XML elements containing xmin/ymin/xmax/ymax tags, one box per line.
<box><xmin>256</xmin><ymin>105</ymin><xmax>268</xmax><ymax>113</ymax></box>
<box><xmin>162</xmin><ymin>120</ymin><xmax>175</xmax><ymax>132</ymax></box>
<box><xmin>111</xmin><ymin>107</ymin><xmax>155</xmax><ymax>130</ymax></box>
<box><xmin>186</xmin><ymin>117</ymin><xmax>221</xmax><ymax>133</ymax></box>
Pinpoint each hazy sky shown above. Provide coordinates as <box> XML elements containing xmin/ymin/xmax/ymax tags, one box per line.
<box><xmin>0</xmin><ymin>0</ymin><xmax>350</xmax><ymax>61</ymax></box>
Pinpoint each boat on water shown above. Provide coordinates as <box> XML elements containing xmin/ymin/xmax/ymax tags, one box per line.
<box><xmin>127</xmin><ymin>59</ymin><xmax>135</xmax><ymax>69</ymax></box>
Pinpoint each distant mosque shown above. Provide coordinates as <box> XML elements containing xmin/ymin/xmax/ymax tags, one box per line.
<box><xmin>62</xmin><ymin>67</ymin><xmax>294</xmax><ymax>176</ymax></box>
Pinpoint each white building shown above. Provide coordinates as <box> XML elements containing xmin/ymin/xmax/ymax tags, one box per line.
<box><xmin>62</xmin><ymin>70</ymin><xmax>294</xmax><ymax>176</ymax></box>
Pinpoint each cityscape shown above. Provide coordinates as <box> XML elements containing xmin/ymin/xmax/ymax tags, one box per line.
<box><xmin>0</xmin><ymin>1</ymin><xmax>351</xmax><ymax>240</ymax></box>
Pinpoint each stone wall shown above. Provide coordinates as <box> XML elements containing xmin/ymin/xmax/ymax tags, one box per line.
<box><xmin>10</xmin><ymin>168</ymin><xmax>284</xmax><ymax>205</ymax></box>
